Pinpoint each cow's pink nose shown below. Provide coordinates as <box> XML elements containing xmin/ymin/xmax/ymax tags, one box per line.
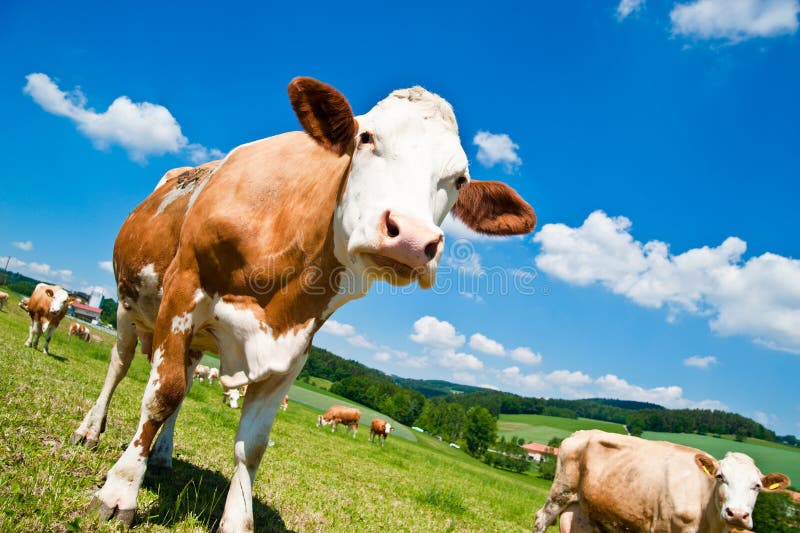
<box><xmin>376</xmin><ymin>211</ymin><xmax>443</xmax><ymax>269</ymax></box>
<box><xmin>724</xmin><ymin>508</ymin><xmax>750</xmax><ymax>525</ymax></box>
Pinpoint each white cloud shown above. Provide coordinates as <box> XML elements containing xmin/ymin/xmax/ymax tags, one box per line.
<box><xmin>473</xmin><ymin>131</ymin><xmax>522</xmax><ymax>173</ymax></box>
<box><xmin>453</xmin><ymin>371</ymin><xmax>478</xmax><ymax>385</ymax></box>
<box><xmin>509</xmin><ymin>346</ymin><xmax>543</xmax><ymax>366</ymax></box>
<box><xmin>446</xmin><ymin>250</ymin><xmax>484</xmax><ymax>276</ymax></box>
<box><xmin>437</xmin><ymin>350</ymin><xmax>484</xmax><ymax>371</ymax></box>
<box><xmin>753</xmin><ymin>411</ymin><xmax>779</xmax><ymax>427</ymax></box>
<box><xmin>469</xmin><ymin>333</ymin><xmax>506</xmax><ymax>356</ymax></box>
<box><xmin>410</xmin><ymin>316</ymin><xmax>466</xmax><ymax>349</ymax></box>
<box><xmin>617</xmin><ymin>0</ymin><xmax>645</xmax><ymax>20</ymax></box>
<box><xmin>7</xmin><ymin>257</ymin><xmax>72</xmax><ymax>284</ymax></box>
<box><xmin>534</xmin><ymin>210</ymin><xmax>800</xmax><ymax>354</ymax></box>
<box><xmin>24</xmin><ymin>73</ymin><xmax>221</xmax><ymax>163</ymax></box>
<box><xmin>80</xmin><ymin>284</ymin><xmax>116</xmax><ymax>299</ymax></box>
<box><xmin>186</xmin><ymin>143</ymin><xmax>225</xmax><ymax>164</ymax></box>
<box><xmin>12</xmin><ymin>241</ymin><xmax>33</xmax><ymax>252</ymax></box>
<box><xmin>98</xmin><ymin>260</ymin><xmax>114</xmax><ymax>273</ymax></box>
<box><xmin>320</xmin><ymin>319</ymin><xmax>356</xmax><ymax>337</ymax></box>
<box><xmin>347</xmin><ymin>334</ymin><xmax>376</xmax><ymax>350</ymax></box>
<box><xmin>670</xmin><ymin>0</ymin><xmax>799</xmax><ymax>42</ymax></box>
<box><xmin>374</xmin><ymin>351</ymin><xmax>391</xmax><ymax>362</ymax></box>
<box><xmin>683</xmin><ymin>355</ymin><xmax>718</xmax><ymax>368</ymax></box>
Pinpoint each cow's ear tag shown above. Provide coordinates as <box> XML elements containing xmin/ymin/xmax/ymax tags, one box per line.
<box><xmin>769</xmin><ymin>482</ymin><xmax>781</xmax><ymax>490</ymax></box>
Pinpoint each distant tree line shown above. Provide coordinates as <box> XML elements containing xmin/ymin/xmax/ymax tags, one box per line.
<box><xmin>300</xmin><ymin>348</ymin><xmax>790</xmax><ymax>445</ymax></box>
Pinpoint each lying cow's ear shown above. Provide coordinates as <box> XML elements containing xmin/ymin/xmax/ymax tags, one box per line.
<box><xmin>451</xmin><ymin>180</ymin><xmax>536</xmax><ymax>235</ymax></box>
<box><xmin>762</xmin><ymin>473</ymin><xmax>790</xmax><ymax>491</ymax></box>
<box><xmin>288</xmin><ymin>77</ymin><xmax>357</xmax><ymax>156</ymax></box>
<box><xmin>694</xmin><ymin>454</ymin><xmax>718</xmax><ymax>478</ymax></box>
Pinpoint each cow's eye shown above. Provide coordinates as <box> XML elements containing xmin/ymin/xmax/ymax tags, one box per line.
<box><xmin>753</xmin><ymin>484</ymin><xmax>761</xmax><ymax>491</ymax></box>
<box><xmin>360</xmin><ymin>131</ymin><xmax>374</xmax><ymax>144</ymax></box>
<box><xmin>716</xmin><ymin>474</ymin><xmax>725</xmax><ymax>483</ymax></box>
<box><xmin>455</xmin><ymin>176</ymin><xmax>468</xmax><ymax>190</ymax></box>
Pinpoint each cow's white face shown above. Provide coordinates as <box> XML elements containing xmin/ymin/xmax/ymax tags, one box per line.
<box><xmin>704</xmin><ymin>452</ymin><xmax>790</xmax><ymax>530</ymax></box>
<box><xmin>335</xmin><ymin>89</ymin><xmax>468</xmax><ymax>289</ymax></box>
<box><xmin>49</xmin><ymin>288</ymin><xmax>69</xmax><ymax>315</ymax></box>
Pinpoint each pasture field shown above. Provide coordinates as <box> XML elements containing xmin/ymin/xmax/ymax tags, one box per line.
<box><xmin>498</xmin><ymin>413</ymin><xmax>626</xmax><ymax>444</ymax></box>
<box><xmin>0</xmin><ymin>290</ymin><xmax>554</xmax><ymax>532</ymax></box>
<box><xmin>642</xmin><ymin>431</ymin><xmax>800</xmax><ymax>487</ymax></box>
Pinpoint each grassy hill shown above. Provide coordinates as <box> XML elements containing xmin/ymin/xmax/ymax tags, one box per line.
<box><xmin>0</xmin><ymin>290</ymin><xmax>553</xmax><ymax>532</ymax></box>
<box><xmin>498</xmin><ymin>414</ymin><xmax>627</xmax><ymax>444</ymax></box>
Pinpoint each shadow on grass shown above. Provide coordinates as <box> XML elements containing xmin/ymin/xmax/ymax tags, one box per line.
<box><xmin>142</xmin><ymin>459</ymin><xmax>295</xmax><ymax>532</ymax></box>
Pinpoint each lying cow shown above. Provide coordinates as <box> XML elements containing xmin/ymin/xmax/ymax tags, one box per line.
<box><xmin>24</xmin><ymin>283</ymin><xmax>71</xmax><ymax>355</ymax></box>
<box><xmin>0</xmin><ymin>291</ymin><xmax>8</xmax><ymax>311</ymax></box>
<box><xmin>73</xmin><ymin>77</ymin><xmax>535</xmax><ymax>531</ymax></box>
<box><xmin>69</xmin><ymin>322</ymin><xmax>91</xmax><ymax>342</ymax></box>
<box><xmin>533</xmin><ymin>430</ymin><xmax>790</xmax><ymax>533</ymax></box>
<box><xmin>223</xmin><ymin>386</ymin><xmax>247</xmax><ymax>409</ymax></box>
<box><xmin>369</xmin><ymin>418</ymin><xmax>394</xmax><ymax>445</ymax></box>
<box><xmin>318</xmin><ymin>406</ymin><xmax>361</xmax><ymax>438</ymax></box>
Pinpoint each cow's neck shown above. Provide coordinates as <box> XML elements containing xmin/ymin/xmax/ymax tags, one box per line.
<box><xmin>700</xmin><ymin>485</ymin><xmax>728</xmax><ymax>533</ymax></box>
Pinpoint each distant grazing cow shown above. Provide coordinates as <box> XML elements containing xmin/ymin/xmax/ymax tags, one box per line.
<box><xmin>72</xmin><ymin>77</ymin><xmax>535</xmax><ymax>530</ymax></box>
<box><xmin>69</xmin><ymin>322</ymin><xmax>91</xmax><ymax>342</ymax></box>
<box><xmin>208</xmin><ymin>367</ymin><xmax>219</xmax><ymax>384</ymax></box>
<box><xmin>23</xmin><ymin>283</ymin><xmax>71</xmax><ymax>355</ymax></box>
<box><xmin>223</xmin><ymin>386</ymin><xmax>247</xmax><ymax>409</ymax></box>
<box><xmin>18</xmin><ymin>297</ymin><xmax>29</xmax><ymax>311</ymax></box>
<box><xmin>0</xmin><ymin>291</ymin><xmax>8</xmax><ymax>311</ymax></box>
<box><xmin>318</xmin><ymin>406</ymin><xmax>361</xmax><ymax>438</ymax></box>
<box><xmin>533</xmin><ymin>430</ymin><xmax>790</xmax><ymax>533</ymax></box>
<box><xmin>193</xmin><ymin>364</ymin><xmax>211</xmax><ymax>381</ymax></box>
<box><xmin>280</xmin><ymin>395</ymin><xmax>288</xmax><ymax>411</ymax></box>
<box><xmin>369</xmin><ymin>418</ymin><xmax>394</xmax><ymax>445</ymax></box>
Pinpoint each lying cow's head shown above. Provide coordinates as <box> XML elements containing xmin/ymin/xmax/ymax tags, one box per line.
<box><xmin>289</xmin><ymin>77</ymin><xmax>536</xmax><ymax>289</ymax></box>
<box><xmin>696</xmin><ymin>452</ymin><xmax>790</xmax><ymax>530</ymax></box>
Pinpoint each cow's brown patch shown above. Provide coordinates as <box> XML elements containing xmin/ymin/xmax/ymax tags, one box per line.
<box><xmin>175</xmin><ymin>166</ymin><xmax>214</xmax><ymax>189</ymax></box>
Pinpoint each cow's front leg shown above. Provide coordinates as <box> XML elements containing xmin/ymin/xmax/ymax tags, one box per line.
<box><xmin>90</xmin><ymin>330</ymin><xmax>190</xmax><ymax>525</ymax></box>
<box><xmin>72</xmin><ymin>307</ymin><xmax>138</xmax><ymax>448</ymax></box>
<box><xmin>149</xmin><ymin>350</ymin><xmax>202</xmax><ymax>468</ymax></box>
<box><xmin>24</xmin><ymin>319</ymin><xmax>40</xmax><ymax>347</ymax></box>
<box><xmin>218</xmin><ymin>374</ymin><xmax>297</xmax><ymax>533</ymax></box>
<box><xmin>42</xmin><ymin>321</ymin><xmax>56</xmax><ymax>354</ymax></box>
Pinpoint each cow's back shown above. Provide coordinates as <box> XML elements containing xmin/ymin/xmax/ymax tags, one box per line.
<box><xmin>567</xmin><ymin>431</ymin><xmax>712</xmax><ymax>531</ymax></box>
<box><xmin>28</xmin><ymin>284</ymin><xmax>55</xmax><ymax>317</ymax></box>
<box><xmin>114</xmin><ymin>160</ymin><xmax>220</xmax><ymax>330</ymax></box>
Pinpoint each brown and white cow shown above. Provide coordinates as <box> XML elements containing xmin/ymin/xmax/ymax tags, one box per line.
<box><xmin>193</xmin><ymin>364</ymin><xmax>211</xmax><ymax>381</ymax></box>
<box><xmin>533</xmin><ymin>430</ymin><xmax>790</xmax><ymax>533</ymax></box>
<box><xmin>318</xmin><ymin>406</ymin><xmax>361</xmax><ymax>438</ymax></box>
<box><xmin>280</xmin><ymin>394</ymin><xmax>289</xmax><ymax>412</ymax></box>
<box><xmin>69</xmin><ymin>322</ymin><xmax>91</xmax><ymax>342</ymax></box>
<box><xmin>23</xmin><ymin>283</ymin><xmax>71</xmax><ymax>355</ymax></box>
<box><xmin>18</xmin><ymin>297</ymin><xmax>30</xmax><ymax>311</ymax></box>
<box><xmin>72</xmin><ymin>77</ymin><xmax>535</xmax><ymax>531</ymax></box>
<box><xmin>223</xmin><ymin>386</ymin><xmax>247</xmax><ymax>409</ymax></box>
<box><xmin>0</xmin><ymin>291</ymin><xmax>8</xmax><ymax>311</ymax></box>
<box><xmin>369</xmin><ymin>418</ymin><xmax>394</xmax><ymax>445</ymax></box>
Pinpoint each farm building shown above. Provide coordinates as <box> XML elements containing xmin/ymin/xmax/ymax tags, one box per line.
<box><xmin>70</xmin><ymin>301</ymin><xmax>102</xmax><ymax>323</ymax></box>
<box><xmin>522</xmin><ymin>442</ymin><xmax>559</xmax><ymax>462</ymax></box>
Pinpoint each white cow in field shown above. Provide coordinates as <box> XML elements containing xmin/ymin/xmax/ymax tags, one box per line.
<box><xmin>0</xmin><ymin>291</ymin><xmax>8</xmax><ymax>311</ymax></box>
<box><xmin>533</xmin><ymin>430</ymin><xmax>790</xmax><ymax>533</ymax></box>
<box><xmin>223</xmin><ymin>386</ymin><xmax>247</xmax><ymax>409</ymax></box>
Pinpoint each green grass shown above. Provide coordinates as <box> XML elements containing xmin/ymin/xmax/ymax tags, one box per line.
<box><xmin>307</xmin><ymin>376</ymin><xmax>333</xmax><ymax>390</ymax></box>
<box><xmin>0</xmin><ymin>290</ymin><xmax>554</xmax><ymax>532</ymax></box>
<box><xmin>642</xmin><ymin>431</ymin><xmax>800</xmax><ymax>487</ymax></box>
<box><xmin>498</xmin><ymin>414</ymin><xmax>627</xmax><ymax>444</ymax></box>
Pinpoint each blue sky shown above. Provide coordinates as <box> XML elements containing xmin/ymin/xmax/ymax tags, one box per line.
<box><xmin>1</xmin><ymin>1</ymin><xmax>799</xmax><ymax>435</ymax></box>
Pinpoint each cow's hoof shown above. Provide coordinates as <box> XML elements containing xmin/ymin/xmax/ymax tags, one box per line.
<box><xmin>24</xmin><ymin>341</ymin><xmax>31</xmax><ymax>347</ymax></box>
<box><xmin>70</xmin><ymin>432</ymin><xmax>85</xmax><ymax>446</ymax></box>
<box><xmin>148</xmin><ymin>455</ymin><xmax>172</xmax><ymax>470</ymax></box>
<box><xmin>90</xmin><ymin>495</ymin><xmax>135</xmax><ymax>525</ymax></box>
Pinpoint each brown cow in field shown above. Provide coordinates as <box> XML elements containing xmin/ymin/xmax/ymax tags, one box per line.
<box><xmin>69</xmin><ymin>322</ymin><xmax>91</xmax><ymax>342</ymax></box>
<box><xmin>72</xmin><ymin>77</ymin><xmax>535</xmax><ymax>531</ymax></box>
<box><xmin>280</xmin><ymin>395</ymin><xmax>289</xmax><ymax>412</ymax></box>
<box><xmin>0</xmin><ymin>291</ymin><xmax>8</xmax><ymax>311</ymax></box>
<box><xmin>533</xmin><ymin>430</ymin><xmax>790</xmax><ymax>533</ymax></box>
<box><xmin>318</xmin><ymin>406</ymin><xmax>361</xmax><ymax>438</ymax></box>
<box><xmin>369</xmin><ymin>418</ymin><xmax>394</xmax><ymax>445</ymax></box>
<box><xmin>23</xmin><ymin>283</ymin><xmax>71</xmax><ymax>355</ymax></box>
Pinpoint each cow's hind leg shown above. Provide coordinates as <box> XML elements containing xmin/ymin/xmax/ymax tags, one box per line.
<box><xmin>72</xmin><ymin>307</ymin><xmax>138</xmax><ymax>449</ymax></box>
<box><xmin>218</xmin><ymin>373</ymin><xmax>297</xmax><ymax>533</ymax></box>
<box><xmin>149</xmin><ymin>350</ymin><xmax>202</xmax><ymax>468</ymax></box>
<box><xmin>90</xmin><ymin>324</ymin><xmax>190</xmax><ymax>525</ymax></box>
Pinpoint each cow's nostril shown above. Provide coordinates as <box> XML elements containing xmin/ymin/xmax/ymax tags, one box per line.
<box><xmin>742</xmin><ymin>513</ymin><xmax>749</xmax><ymax>520</ymax></box>
<box><xmin>385</xmin><ymin>213</ymin><xmax>400</xmax><ymax>238</ymax></box>
<box><xmin>424</xmin><ymin>237</ymin><xmax>441</xmax><ymax>260</ymax></box>
<box><xmin>725</xmin><ymin>508</ymin><xmax>734</xmax><ymax>517</ymax></box>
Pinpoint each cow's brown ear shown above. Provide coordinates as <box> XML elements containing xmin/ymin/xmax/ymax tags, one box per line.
<box><xmin>288</xmin><ymin>77</ymin><xmax>357</xmax><ymax>156</ymax></box>
<box><xmin>451</xmin><ymin>180</ymin><xmax>536</xmax><ymax>235</ymax></box>
<box><xmin>762</xmin><ymin>473</ymin><xmax>790</xmax><ymax>491</ymax></box>
<box><xmin>695</xmin><ymin>454</ymin><xmax>718</xmax><ymax>478</ymax></box>
<box><xmin>45</xmin><ymin>288</ymin><xmax>54</xmax><ymax>298</ymax></box>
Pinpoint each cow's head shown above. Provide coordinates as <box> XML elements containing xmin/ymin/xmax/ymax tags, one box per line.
<box><xmin>696</xmin><ymin>452</ymin><xmax>790</xmax><ymax>530</ymax></box>
<box><xmin>317</xmin><ymin>414</ymin><xmax>331</xmax><ymax>427</ymax></box>
<box><xmin>289</xmin><ymin>77</ymin><xmax>536</xmax><ymax>289</ymax></box>
<box><xmin>386</xmin><ymin>422</ymin><xmax>394</xmax><ymax>434</ymax></box>
<box><xmin>45</xmin><ymin>286</ymin><xmax>70</xmax><ymax>316</ymax></box>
